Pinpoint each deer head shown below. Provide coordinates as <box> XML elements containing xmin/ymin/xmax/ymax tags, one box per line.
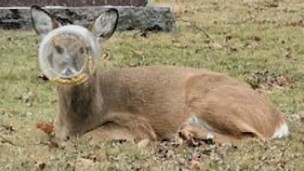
<box><xmin>30</xmin><ymin>5</ymin><xmax>119</xmax><ymax>85</ymax></box>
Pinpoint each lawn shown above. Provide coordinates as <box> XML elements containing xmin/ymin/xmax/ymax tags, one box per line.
<box><xmin>0</xmin><ymin>0</ymin><xmax>304</xmax><ymax>170</ymax></box>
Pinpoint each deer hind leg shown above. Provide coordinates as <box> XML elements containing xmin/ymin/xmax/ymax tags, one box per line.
<box><xmin>177</xmin><ymin>118</ymin><xmax>242</xmax><ymax>144</ymax></box>
<box><xmin>184</xmin><ymin>76</ymin><xmax>282</xmax><ymax>143</ymax></box>
<box><xmin>178</xmin><ymin>110</ymin><xmax>268</xmax><ymax>144</ymax></box>
<box><xmin>83</xmin><ymin>112</ymin><xmax>157</xmax><ymax>143</ymax></box>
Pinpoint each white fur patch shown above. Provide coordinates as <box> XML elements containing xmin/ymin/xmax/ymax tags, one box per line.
<box><xmin>272</xmin><ymin>122</ymin><xmax>289</xmax><ymax>139</ymax></box>
<box><xmin>206</xmin><ymin>132</ymin><xmax>215</xmax><ymax>139</ymax></box>
<box><xmin>187</xmin><ymin>116</ymin><xmax>213</xmax><ymax>131</ymax></box>
<box><xmin>187</xmin><ymin>115</ymin><xmax>214</xmax><ymax>138</ymax></box>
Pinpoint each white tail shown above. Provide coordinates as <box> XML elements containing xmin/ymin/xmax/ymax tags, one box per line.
<box><xmin>31</xmin><ymin>5</ymin><xmax>288</xmax><ymax>143</ymax></box>
<box><xmin>272</xmin><ymin>122</ymin><xmax>289</xmax><ymax>139</ymax></box>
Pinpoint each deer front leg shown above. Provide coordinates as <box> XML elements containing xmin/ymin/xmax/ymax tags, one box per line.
<box><xmin>54</xmin><ymin>112</ymin><xmax>70</xmax><ymax>140</ymax></box>
<box><xmin>83</xmin><ymin>112</ymin><xmax>157</xmax><ymax>143</ymax></box>
<box><xmin>83</xmin><ymin>124</ymin><xmax>143</xmax><ymax>143</ymax></box>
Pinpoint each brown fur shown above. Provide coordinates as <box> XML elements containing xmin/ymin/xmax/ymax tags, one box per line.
<box><xmin>55</xmin><ymin>66</ymin><xmax>285</xmax><ymax>143</ymax></box>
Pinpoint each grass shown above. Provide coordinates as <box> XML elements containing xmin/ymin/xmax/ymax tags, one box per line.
<box><xmin>1</xmin><ymin>0</ymin><xmax>304</xmax><ymax>170</ymax></box>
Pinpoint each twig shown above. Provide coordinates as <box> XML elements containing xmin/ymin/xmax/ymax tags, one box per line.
<box><xmin>0</xmin><ymin>124</ymin><xmax>15</xmax><ymax>132</ymax></box>
<box><xmin>0</xmin><ymin>134</ymin><xmax>19</xmax><ymax>147</ymax></box>
<box><xmin>72</xmin><ymin>143</ymin><xmax>79</xmax><ymax>171</ymax></box>
<box><xmin>180</xmin><ymin>19</ymin><xmax>216</xmax><ymax>43</ymax></box>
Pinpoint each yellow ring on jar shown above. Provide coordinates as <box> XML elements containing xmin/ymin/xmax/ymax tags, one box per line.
<box><xmin>51</xmin><ymin>56</ymin><xmax>96</xmax><ymax>86</ymax></box>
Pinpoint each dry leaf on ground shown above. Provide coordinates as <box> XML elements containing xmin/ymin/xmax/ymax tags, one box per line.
<box><xmin>36</xmin><ymin>122</ymin><xmax>54</xmax><ymax>135</ymax></box>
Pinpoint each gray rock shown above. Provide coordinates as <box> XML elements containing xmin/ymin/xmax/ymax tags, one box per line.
<box><xmin>0</xmin><ymin>0</ymin><xmax>148</xmax><ymax>7</ymax></box>
<box><xmin>0</xmin><ymin>6</ymin><xmax>175</xmax><ymax>32</ymax></box>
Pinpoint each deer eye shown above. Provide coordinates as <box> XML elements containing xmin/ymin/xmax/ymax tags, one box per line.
<box><xmin>86</xmin><ymin>47</ymin><xmax>92</xmax><ymax>53</ymax></box>
<box><xmin>79</xmin><ymin>47</ymin><xmax>85</xmax><ymax>54</ymax></box>
<box><xmin>54</xmin><ymin>45</ymin><xmax>64</xmax><ymax>54</ymax></box>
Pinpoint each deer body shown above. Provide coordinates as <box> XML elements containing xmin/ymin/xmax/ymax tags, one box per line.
<box><xmin>55</xmin><ymin>66</ymin><xmax>288</xmax><ymax>142</ymax></box>
<box><xmin>30</xmin><ymin>6</ymin><xmax>288</xmax><ymax>143</ymax></box>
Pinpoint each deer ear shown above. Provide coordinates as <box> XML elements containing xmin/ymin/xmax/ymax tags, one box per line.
<box><xmin>30</xmin><ymin>5</ymin><xmax>62</xmax><ymax>37</ymax></box>
<box><xmin>90</xmin><ymin>8</ymin><xmax>119</xmax><ymax>40</ymax></box>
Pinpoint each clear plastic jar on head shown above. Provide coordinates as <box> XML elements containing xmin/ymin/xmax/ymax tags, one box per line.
<box><xmin>38</xmin><ymin>25</ymin><xmax>100</xmax><ymax>85</ymax></box>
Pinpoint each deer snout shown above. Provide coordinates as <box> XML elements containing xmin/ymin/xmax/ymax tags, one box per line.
<box><xmin>59</xmin><ymin>55</ymin><xmax>81</xmax><ymax>78</ymax></box>
<box><xmin>61</xmin><ymin>67</ymin><xmax>73</xmax><ymax>77</ymax></box>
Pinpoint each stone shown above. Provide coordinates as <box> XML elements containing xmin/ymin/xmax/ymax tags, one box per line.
<box><xmin>0</xmin><ymin>6</ymin><xmax>175</xmax><ymax>32</ymax></box>
<box><xmin>0</xmin><ymin>0</ymin><xmax>148</xmax><ymax>7</ymax></box>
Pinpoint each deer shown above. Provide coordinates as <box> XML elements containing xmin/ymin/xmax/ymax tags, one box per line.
<box><xmin>30</xmin><ymin>5</ymin><xmax>289</xmax><ymax>144</ymax></box>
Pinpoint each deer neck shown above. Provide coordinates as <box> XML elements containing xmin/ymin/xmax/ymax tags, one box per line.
<box><xmin>56</xmin><ymin>72</ymin><xmax>104</xmax><ymax>129</ymax></box>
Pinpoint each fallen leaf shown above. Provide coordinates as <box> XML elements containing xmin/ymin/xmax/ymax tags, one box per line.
<box><xmin>209</xmin><ymin>42</ymin><xmax>223</xmax><ymax>49</ymax></box>
<box><xmin>133</xmin><ymin>30</ymin><xmax>149</xmax><ymax>38</ymax></box>
<box><xmin>189</xmin><ymin>159</ymin><xmax>202</xmax><ymax>170</ymax></box>
<box><xmin>37</xmin><ymin>74</ymin><xmax>49</xmax><ymax>81</ymax></box>
<box><xmin>155</xmin><ymin>142</ymin><xmax>177</xmax><ymax>160</ymax></box>
<box><xmin>132</xmin><ymin>50</ymin><xmax>144</xmax><ymax>57</ymax></box>
<box><xmin>36</xmin><ymin>122</ymin><xmax>54</xmax><ymax>135</ymax></box>
<box><xmin>77</xmin><ymin>157</ymin><xmax>96</xmax><ymax>166</ymax></box>
<box><xmin>229</xmin><ymin>47</ymin><xmax>238</xmax><ymax>52</ymax></box>
<box><xmin>0</xmin><ymin>124</ymin><xmax>15</xmax><ymax>132</ymax></box>
<box><xmin>300</xmin><ymin>117</ymin><xmax>304</xmax><ymax>123</ymax></box>
<box><xmin>40</xmin><ymin>139</ymin><xmax>60</xmax><ymax>149</ymax></box>
<box><xmin>110</xmin><ymin>139</ymin><xmax>129</xmax><ymax>144</ymax></box>
<box><xmin>165</xmin><ymin>149</ymin><xmax>175</xmax><ymax>159</ymax></box>
<box><xmin>225</xmin><ymin>34</ymin><xmax>233</xmax><ymax>42</ymax></box>
<box><xmin>101</xmin><ymin>51</ymin><xmax>111</xmax><ymax>61</ymax></box>
<box><xmin>35</xmin><ymin>161</ymin><xmax>46</xmax><ymax>171</ymax></box>
<box><xmin>252</xmin><ymin>35</ymin><xmax>261</xmax><ymax>42</ymax></box>
<box><xmin>0</xmin><ymin>134</ymin><xmax>18</xmax><ymax>146</ymax></box>
<box><xmin>286</xmin><ymin>20</ymin><xmax>304</xmax><ymax>27</ymax></box>
<box><xmin>18</xmin><ymin>91</ymin><xmax>37</xmax><ymax>107</ymax></box>
<box><xmin>81</xmin><ymin>154</ymin><xmax>99</xmax><ymax>163</ymax></box>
